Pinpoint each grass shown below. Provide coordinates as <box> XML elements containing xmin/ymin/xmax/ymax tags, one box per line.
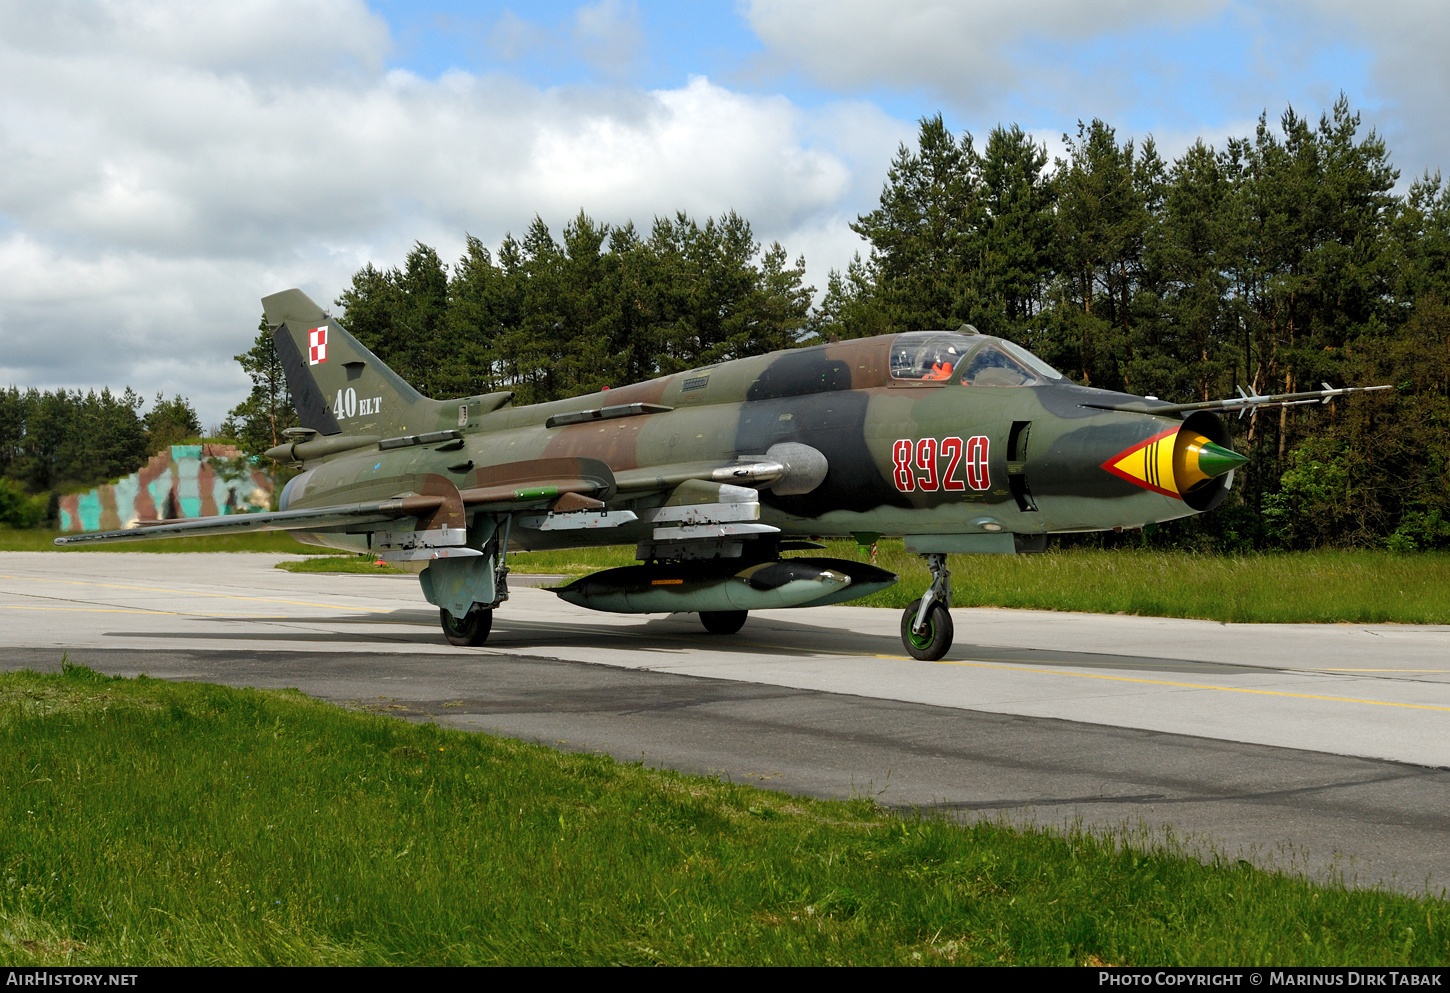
<box><xmin>509</xmin><ymin>542</ymin><xmax>1450</xmax><ymax>625</ymax></box>
<box><xmin>507</xmin><ymin>546</ymin><xmax>639</xmax><ymax>575</ymax></box>
<box><xmin>1</xmin><ymin>663</ymin><xmax>1447</xmax><ymax>967</ymax></box>
<box><xmin>840</xmin><ymin>544</ymin><xmax>1450</xmax><ymax>624</ymax></box>
<box><xmin>275</xmin><ymin>555</ymin><xmax>406</xmax><ymax>575</ymax></box>
<box><xmin>0</xmin><ymin>529</ymin><xmax>337</xmax><ymax>555</ymax></box>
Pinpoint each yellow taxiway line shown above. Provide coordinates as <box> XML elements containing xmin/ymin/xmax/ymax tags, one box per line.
<box><xmin>0</xmin><ymin>574</ymin><xmax>384</xmax><ymax>612</ymax></box>
<box><xmin>913</xmin><ymin>657</ymin><xmax>1450</xmax><ymax>713</ymax></box>
<box><xmin>1</xmin><ymin>605</ymin><xmax>290</xmax><ymax>618</ymax></box>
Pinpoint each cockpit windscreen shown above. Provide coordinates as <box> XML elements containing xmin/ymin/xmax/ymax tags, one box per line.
<box><xmin>959</xmin><ymin>340</ymin><xmax>1065</xmax><ymax>387</ymax></box>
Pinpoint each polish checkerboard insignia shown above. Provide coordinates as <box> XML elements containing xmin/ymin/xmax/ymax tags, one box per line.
<box><xmin>309</xmin><ymin>326</ymin><xmax>328</xmax><ymax>365</ymax></box>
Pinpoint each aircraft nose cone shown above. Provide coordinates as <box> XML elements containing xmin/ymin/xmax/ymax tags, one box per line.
<box><xmin>1195</xmin><ymin>441</ymin><xmax>1248</xmax><ymax>479</ymax></box>
<box><xmin>1171</xmin><ymin>432</ymin><xmax>1248</xmax><ymax>495</ymax></box>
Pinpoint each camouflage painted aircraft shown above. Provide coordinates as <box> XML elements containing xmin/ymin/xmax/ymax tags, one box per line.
<box><xmin>56</xmin><ymin>289</ymin><xmax>1389</xmax><ymax>660</ymax></box>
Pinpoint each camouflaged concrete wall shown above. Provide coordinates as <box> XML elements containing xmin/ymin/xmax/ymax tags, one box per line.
<box><xmin>57</xmin><ymin>444</ymin><xmax>273</xmax><ymax>532</ymax></box>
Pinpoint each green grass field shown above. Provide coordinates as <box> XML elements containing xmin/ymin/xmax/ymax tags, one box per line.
<box><xmin>508</xmin><ymin>542</ymin><xmax>1450</xmax><ymax>625</ymax></box>
<box><xmin>837</xmin><ymin>544</ymin><xmax>1450</xmax><ymax>624</ymax></box>
<box><xmin>0</xmin><ymin>529</ymin><xmax>336</xmax><ymax>554</ymax></box>
<box><xmin>275</xmin><ymin>555</ymin><xmax>406</xmax><ymax>575</ymax></box>
<box><xmin>2</xmin><ymin>664</ymin><xmax>1446</xmax><ymax>966</ymax></box>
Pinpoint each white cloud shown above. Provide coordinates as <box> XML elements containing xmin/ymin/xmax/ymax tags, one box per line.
<box><xmin>0</xmin><ymin>2</ymin><xmax>870</xmax><ymax>424</ymax></box>
<box><xmin>0</xmin><ymin>0</ymin><xmax>390</xmax><ymax>78</ymax></box>
<box><xmin>573</xmin><ymin>0</ymin><xmax>643</xmax><ymax>78</ymax></box>
<box><xmin>742</xmin><ymin>0</ymin><xmax>1450</xmax><ymax>179</ymax></box>
<box><xmin>0</xmin><ymin>232</ymin><xmax>267</xmax><ymax>422</ymax></box>
<box><xmin>484</xmin><ymin>2</ymin><xmax>645</xmax><ymax>81</ymax></box>
<box><xmin>742</xmin><ymin>0</ymin><xmax>1221</xmax><ymax>106</ymax></box>
<box><xmin>487</xmin><ymin>10</ymin><xmax>551</xmax><ymax>63</ymax></box>
<box><xmin>1291</xmin><ymin>1</ymin><xmax>1450</xmax><ymax>178</ymax></box>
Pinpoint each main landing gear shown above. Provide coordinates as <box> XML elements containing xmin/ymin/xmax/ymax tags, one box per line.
<box><xmin>441</xmin><ymin>604</ymin><xmax>493</xmax><ymax>647</ymax></box>
<box><xmin>900</xmin><ymin>552</ymin><xmax>953</xmax><ymax>661</ymax></box>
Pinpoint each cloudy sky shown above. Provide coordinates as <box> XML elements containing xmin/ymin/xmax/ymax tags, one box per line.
<box><xmin>3</xmin><ymin>0</ymin><xmax>1448</xmax><ymax>427</ymax></box>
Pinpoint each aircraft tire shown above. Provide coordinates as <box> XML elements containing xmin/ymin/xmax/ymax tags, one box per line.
<box><xmin>900</xmin><ymin>599</ymin><xmax>953</xmax><ymax>661</ymax></box>
<box><xmin>441</xmin><ymin>605</ymin><xmax>493</xmax><ymax>647</ymax></box>
<box><xmin>699</xmin><ymin>610</ymin><xmax>748</xmax><ymax>635</ymax></box>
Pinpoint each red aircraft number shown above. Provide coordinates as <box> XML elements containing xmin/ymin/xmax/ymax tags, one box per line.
<box><xmin>892</xmin><ymin>435</ymin><xmax>989</xmax><ymax>492</ymax></box>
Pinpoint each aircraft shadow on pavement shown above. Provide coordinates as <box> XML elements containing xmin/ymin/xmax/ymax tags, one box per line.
<box><xmin>107</xmin><ymin>630</ymin><xmax>449</xmax><ymax>645</ymax></box>
<box><xmin>107</xmin><ymin>608</ymin><xmax>1253</xmax><ymax>673</ymax></box>
<box><xmin>495</xmin><ymin>613</ymin><xmax>1250</xmax><ymax>673</ymax></box>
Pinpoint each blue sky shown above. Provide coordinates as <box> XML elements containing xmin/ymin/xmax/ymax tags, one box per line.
<box><xmin>374</xmin><ymin>1</ymin><xmax>762</xmax><ymax>91</ymax></box>
<box><xmin>369</xmin><ymin>1</ymin><xmax>940</xmax><ymax>124</ymax></box>
<box><xmin>370</xmin><ymin>1</ymin><xmax>1388</xmax><ymax>162</ymax></box>
<box><xmin>1</xmin><ymin>0</ymin><xmax>1445</xmax><ymax>424</ymax></box>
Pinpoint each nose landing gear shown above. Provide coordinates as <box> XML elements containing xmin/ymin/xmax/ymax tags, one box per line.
<box><xmin>900</xmin><ymin>552</ymin><xmax>953</xmax><ymax>660</ymax></box>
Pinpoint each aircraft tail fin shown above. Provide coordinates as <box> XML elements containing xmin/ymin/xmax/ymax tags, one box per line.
<box><xmin>262</xmin><ymin>288</ymin><xmax>427</xmax><ymax>438</ymax></box>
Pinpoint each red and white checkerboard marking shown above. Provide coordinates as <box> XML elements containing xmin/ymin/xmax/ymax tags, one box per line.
<box><xmin>309</xmin><ymin>326</ymin><xmax>328</xmax><ymax>365</ymax></box>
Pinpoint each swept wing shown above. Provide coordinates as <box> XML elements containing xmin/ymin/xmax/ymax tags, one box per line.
<box><xmin>51</xmin><ymin>495</ymin><xmax>448</xmax><ymax>546</ymax></box>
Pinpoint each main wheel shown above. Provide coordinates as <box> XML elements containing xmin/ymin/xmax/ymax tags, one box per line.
<box><xmin>441</xmin><ymin>605</ymin><xmax>493</xmax><ymax>647</ymax></box>
<box><xmin>900</xmin><ymin>598</ymin><xmax>953</xmax><ymax>661</ymax></box>
<box><xmin>699</xmin><ymin>610</ymin><xmax>748</xmax><ymax>635</ymax></box>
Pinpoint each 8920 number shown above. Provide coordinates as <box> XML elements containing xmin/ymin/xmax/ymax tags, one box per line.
<box><xmin>892</xmin><ymin>435</ymin><xmax>990</xmax><ymax>492</ymax></box>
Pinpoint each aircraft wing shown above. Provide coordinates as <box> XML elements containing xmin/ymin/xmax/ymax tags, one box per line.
<box><xmin>51</xmin><ymin>494</ymin><xmax>447</xmax><ymax>546</ymax></box>
<box><xmin>52</xmin><ymin>455</ymin><xmax>801</xmax><ymax>548</ymax></box>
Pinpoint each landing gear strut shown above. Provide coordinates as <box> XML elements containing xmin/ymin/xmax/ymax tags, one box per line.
<box><xmin>900</xmin><ymin>553</ymin><xmax>953</xmax><ymax>661</ymax></box>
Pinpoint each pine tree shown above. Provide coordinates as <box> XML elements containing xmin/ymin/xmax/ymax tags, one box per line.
<box><xmin>145</xmin><ymin>393</ymin><xmax>201</xmax><ymax>452</ymax></box>
<box><xmin>974</xmin><ymin>124</ymin><xmax>1055</xmax><ymax>339</ymax></box>
<box><xmin>224</xmin><ymin>316</ymin><xmax>297</xmax><ymax>458</ymax></box>
<box><xmin>0</xmin><ymin>386</ymin><xmax>26</xmax><ymax>481</ymax></box>
<box><xmin>850</xmin><ymin>114</ymin><xmax>978</xmax><ymax>330</ymax></box>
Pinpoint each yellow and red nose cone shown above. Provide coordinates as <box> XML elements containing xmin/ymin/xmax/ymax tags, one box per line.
<box><xmin>1102</xmin><ymin>428</ymin><xmax>1247</xmax><ymax>499</ymax></box>
<box><xmin>1174</xmin><ymin>431</ymin><xmax>1247</xmax><ymax>490</ymax></box>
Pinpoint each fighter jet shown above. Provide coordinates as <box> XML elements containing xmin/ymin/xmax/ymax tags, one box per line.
<box><xmin>56</xmin><ymin>289</ymin><xmax>1389</xmax><ymax>660</ymax></box>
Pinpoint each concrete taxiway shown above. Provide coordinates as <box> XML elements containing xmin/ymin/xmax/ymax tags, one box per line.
<box><xmin>3</xmin><ymin>550</ymin><xmax>1449</xmax><ymax>892</ymax></box>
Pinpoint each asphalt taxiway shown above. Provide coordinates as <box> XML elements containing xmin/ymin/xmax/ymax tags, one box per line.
<box><xmin>3</xmin><ymin>551</ymin><xmax>1449</xmax><ymax>892</ymax></box>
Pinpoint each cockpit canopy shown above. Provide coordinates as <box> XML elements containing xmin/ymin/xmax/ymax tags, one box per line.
<box><xmin>889</xmin><ymin>330</ymin><xmax>1065</xmax><ymax>387</ymax></box>
<box><xmin>889</xmin><ymin>331</ymin><xmax>977</xmax><ymax>382</ymax></box>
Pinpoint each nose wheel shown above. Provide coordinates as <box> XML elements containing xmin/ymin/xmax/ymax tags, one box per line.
<box><xmin>900</xmin><ymin>553</ymin><xmax>953</xmax><ymax>660</ymax></box>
